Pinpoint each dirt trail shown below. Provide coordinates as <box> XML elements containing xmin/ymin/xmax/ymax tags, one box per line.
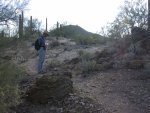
<box><xmin>22</xmin><ymin>58</ymin><xmax>38</xmax><ymax>75</ymax></box>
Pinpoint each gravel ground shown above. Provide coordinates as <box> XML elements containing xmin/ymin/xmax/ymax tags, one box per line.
<box><xmin>73</xmin><ymin>69</ymin><xmax>150</xmax><ymax>113</ymax></box>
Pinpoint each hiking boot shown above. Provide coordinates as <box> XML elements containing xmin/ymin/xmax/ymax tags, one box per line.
<box><xmin>38</xmin><ymin>71</ymin><xmax>46</xmax><ymax>74</ymax></box>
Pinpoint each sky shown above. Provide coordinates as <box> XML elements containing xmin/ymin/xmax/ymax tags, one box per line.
<box><xmin>25</xmin><ymin>0</ymin><xmax>125</xmax><ymax>33</ymax></box>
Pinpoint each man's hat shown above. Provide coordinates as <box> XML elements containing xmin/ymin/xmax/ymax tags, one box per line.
<box><xmin>43</xmin><ymin>31</ymin><xmax>49</xmax><ymax>36</ymax></box>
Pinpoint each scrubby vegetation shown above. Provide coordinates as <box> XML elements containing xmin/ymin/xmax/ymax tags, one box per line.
<box><xmin>0</xmin><ymin>37</ymin><xmax>15</xmax><ymax>50</ymax></box>
<box><xmin>50</xmin><ymin>25</ymin><xmax>92</xmax><ymax>38</ymax></box>
<box><xmin>49</xmin><ymin>25</ymin><xmax>108</xmax><ymax>45</ymax></box>
<box><xmin>0</xmin><ymin>36</ymin><xmax>26</xmax><ymax>113</ymax></box>
<box><xmin>78</xmin><ymin>50</ymin><xmax>98</xmax><ymax>73</ymax></box>
<box><xmin>0</xmin><ymin>62</ymin><xmax>24</xmax><ymax>113</ymax></box>
<box><xmin>74</xmin><ymin>35</ymin><xmax>107</xmax><ymax>45</ymax></box>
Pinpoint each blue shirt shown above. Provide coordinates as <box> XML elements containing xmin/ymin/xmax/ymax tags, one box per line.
<box><xmin>38</xmin><ymin>36</ymin><xmax>46</xmax><ymax>50</ymax></box>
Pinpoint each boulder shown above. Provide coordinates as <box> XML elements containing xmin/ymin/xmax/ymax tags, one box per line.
<box><xmin>26</xmin><ymin>75</ymin><xmax>73</xmax><ymax>104</ymax></box>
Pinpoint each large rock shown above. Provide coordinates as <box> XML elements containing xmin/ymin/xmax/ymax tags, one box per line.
<box><xmin>26</xmin><ymin>75</ymin><xmax>73</xmax><ymax>104</ymax></box>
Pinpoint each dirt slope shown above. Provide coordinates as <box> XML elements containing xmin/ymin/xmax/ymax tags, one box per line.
<box><xmin>73</xmin><ymin>69</ymin><xmax>150</xmax><ymax>113</ymax></box>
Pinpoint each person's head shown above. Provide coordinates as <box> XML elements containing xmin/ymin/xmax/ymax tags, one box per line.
<box><xmin>42</xmin><ymin>31</ymin><xmax>49</xmax><ymax>37</ymax></box>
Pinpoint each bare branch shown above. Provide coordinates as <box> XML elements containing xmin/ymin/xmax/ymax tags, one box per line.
<box><xmin>0</xmin><ymin>0</ymin><xmax>29</xmax><ymax>26</ymax></box>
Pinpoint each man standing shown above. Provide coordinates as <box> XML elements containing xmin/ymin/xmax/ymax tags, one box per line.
<box><xmin>37</xmin><ymin>31</ymin><xmax>49</xmax><ymax>74</ymax></box>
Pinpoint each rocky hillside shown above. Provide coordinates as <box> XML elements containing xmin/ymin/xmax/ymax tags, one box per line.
<box><xmin>0</xmin><ymin>27</ymin><xmax>150</xmax><ymax>113</ymax></box>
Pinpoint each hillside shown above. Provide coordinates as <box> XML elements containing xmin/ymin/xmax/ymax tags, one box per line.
<box><xmin>0</xmin><ymin>27</ymin><xmax>150</xmax><ymax>113</ymax></box>
<box><xmin>50</xmin><ymin>25</ymin><xmax>104</xmax><ymax>38</ymax></box>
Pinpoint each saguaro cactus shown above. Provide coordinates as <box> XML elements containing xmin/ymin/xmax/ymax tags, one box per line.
<box><xmin>1</xmin><ymin>30</ymin><xmax>4</xmax><ymax>37</ymax></box>
<box><xmin>22</xmin><ymin>11</ymin><xmax>24</xmax><ymax>25</ymax></box>
<box><xmin>57</xmin><ymin>21</ymin><xmax>59</xmax><ymax>29</ymax></box>
<box><xmin>148</xmin><ymin>0</ymin><xmax>150</xmax><ymax>30</ymax></box>
<box><xmin>56</xmin><ymin>21</ymin><xmax>60</xmax><ymax>39</ymax></box>
<box><xmin>46</xmin><ymin>18</ymin><xmax>47</xmax><ymax>31</ymax></box>
<box><xmin>30</xmin><ymin>16</ymin><xmax>32</xmax><ymax>36</ymax></box>
<box><xmin>19</xmin><ymin>16</ymin><xmax>23</xmax><ymax>38</ymax></box>
<box><xmin>19</xmin><ymin>11</ymin><xmax>24</xmax><ymax>38</ymax></box>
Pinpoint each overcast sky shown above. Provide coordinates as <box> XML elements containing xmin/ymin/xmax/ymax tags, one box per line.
<box><xmin>25</xmin><ymin>0</ymin><xmax>125</xmax><ymax>33</ymax></box>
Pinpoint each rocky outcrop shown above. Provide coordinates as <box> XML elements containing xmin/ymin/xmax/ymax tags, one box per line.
<box><xmin>26</xmin><ymin>75</ymin><xmax>73</xmax><ymax>104</ymax></box>
<box><xmin>15</xmin><ymin>94</ymin><xmax>107</xmax><ymax>113</ymax></box>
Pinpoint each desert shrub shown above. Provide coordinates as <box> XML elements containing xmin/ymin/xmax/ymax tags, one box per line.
<box><xmin>94</xmin><ymin>49</ymin><xmax>114</xmax><ymax>70</ymax></box>
<box><xmin>0</xmin><ymin>37</ymin><xmax>15</xmax><ymax>50</ymax></box>
<box><xmin>78</xmin><ymin>50</ymin><xmax>84</xmax><ymax>56</ymax></box>
<box><xmin>74</xmin><ymin>36</ymin><xmax>91</xmax><ymax>45</ymax></box>
<box><xmin>74</xmin><ymin>35</ymin><xmax>106</xmax><ymax>45</ymax></box>
<box><xmin>78</xmin><ymin>50</ymin><xmax>98</xmax><ymax>73</ymax></box>
<box><xmin>125</xmin><ymin>60</ymin><xmax>144</xmax><ymax>69</ymax></box>
<box><xmin>95</xmin><ymin>49</ymin><xmax>112</xmax><ymax>58</ymax></box>
<box><xmin>0</xmin><ymin>62</ymin><xmax>23</xmax><ymax>113</ymax></box>
<box><xmin>46</xmin><ymin>60</ymin><xmax>61</xmax><ymax>70</ymax></box>
<box><xmin>78</xmin><ymin>50</ymin><xmax>94</xmax><ymax>60</ymax></box>
<box><xmin>81</xmin><ymin>60</ymin><xmax>98</xmax><ymax>73</ymax></box>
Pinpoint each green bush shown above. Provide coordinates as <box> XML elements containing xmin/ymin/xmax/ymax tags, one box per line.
<box><xmin>78</xmin><ymin>50</ymin><xmax>93</xmax><ymax>61</ymax></box>
<box><xmin>74</xmin><ymin>36</ymin><xmax>94</xmax><ymax>45</ymax></box>
<box><xmin>46</xmin><ymin>60</ymin><xmax>61</xmax><ymax>70</ymax></box>
<box><xmin>81</xmin><ymin>60</ymin><xmax>98</xmax><ymax>73</ymax></box>
<box><xmin>74</xmin><ymin>35</ymin><xmax>107</xmax><ymax>45</ymax></box>
<box><xmin>0</xmin><ymin>37</ymin><xmax>14</xmax><ymax>49</ymax></box>
<box><xmin>0</xmin><ymin>62</ymin><xmax>23</xmax><ymax>113</ymax></box>
<box><xmin>78</xmin><ymin>50</ymin><xmax>98</xmax><ymax>73</ymax></box>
